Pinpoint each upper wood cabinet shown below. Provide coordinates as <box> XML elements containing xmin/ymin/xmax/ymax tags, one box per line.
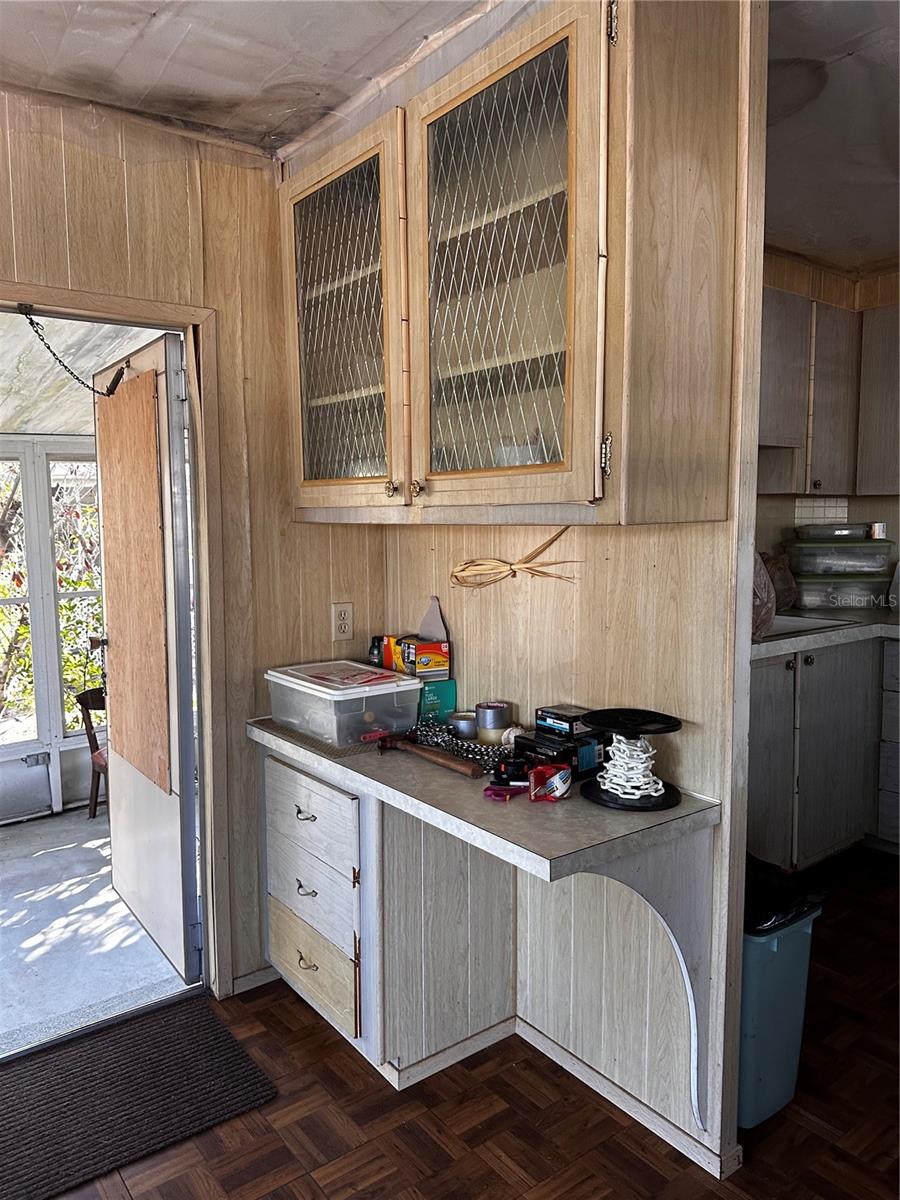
<box><xmin>758</xmin><ymin>287</ymin><xmax>810</xmax><ymax>448</ymax></box>
<box><xmin>405</xmin><ymin>13</ymin><xmax>602</xmax><ymax>509</ymax></box>
<box><xmin>281</xmin><ymin>0</ymin><xmax>745</xmax><ymax>525</ymax></box>
<box><xmin>280</xmin><ymin>111</ymin><xmax>408</xmax><ymax>510</ymax></box>
<box><xmin>808</xmin><ymin>302</ymin><xmax>861</xmax><ymax>495</ymax></box>
<box><xmin>856</xmin><ymin>304</ymin><xmax>899</xmax><ymax>495</ymax></box>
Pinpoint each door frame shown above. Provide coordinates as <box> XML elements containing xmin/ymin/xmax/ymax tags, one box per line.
<box><xmin>0</xmin><ymin>280</ymin><xmax>232</xmax><ymax>998</ymax></box>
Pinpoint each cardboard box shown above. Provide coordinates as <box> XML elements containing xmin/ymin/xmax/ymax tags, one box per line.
<box><xmin>419</xmin><ymin>679</ymin><xmax>457</xmax><ymax>723</ymax></box>
<box><xmin>399</xmin><ymin>637</ymin><xmax>450</xmax><ymax>680</ymax></box>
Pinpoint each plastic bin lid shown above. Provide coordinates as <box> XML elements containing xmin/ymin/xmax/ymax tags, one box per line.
<box><xmin>265</xmin><ymin>660</ymin><xmax>422</xmax><ymax>699</ymax></box>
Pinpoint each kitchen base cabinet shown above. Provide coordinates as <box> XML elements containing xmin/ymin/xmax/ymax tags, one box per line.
<box><xmin>258</xmin><ymin>750</ymin><xmax>515</xmax><ymax>1083</ymax></box>
<box><xmin>747</xmin><ymin>654</ymin><xmax>796</xmax><ymax>869</ymax></box>
<box><xmin>748</xmin><ymin>641</ymin><xmax>882</xmax><ymax>870</ymax></box>
<box><xmin>795</xmin><ymin>641</ymin><xmax>880</xmax><ymax>867</ymax></box>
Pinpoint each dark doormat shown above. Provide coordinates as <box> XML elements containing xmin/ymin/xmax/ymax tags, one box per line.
<box><xmin>0</xmin><ymin>994</ymin><xmax>276</xmax><ymax>1200</ymax></box>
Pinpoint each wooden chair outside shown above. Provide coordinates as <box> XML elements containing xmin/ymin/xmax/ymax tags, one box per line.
<box><xmin>76</xmin><ymin>687</ymin><xmax>108</xmax><ymax>819</ymax></box>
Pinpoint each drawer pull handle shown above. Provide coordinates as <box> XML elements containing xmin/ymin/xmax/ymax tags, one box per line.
<box><xmin>296</xmin><ymin>878</ymin><xmax>318</xmax><ymax>898</ymax></box>
<box><xmin>297</xmin><ymin>951</ymin><xmax>319</xmax><ymax>971</ymax></box>
<box><xmin>295</xmin><ymin>805</ymin><xmax>317</xmax><ymax>822</ymax></box>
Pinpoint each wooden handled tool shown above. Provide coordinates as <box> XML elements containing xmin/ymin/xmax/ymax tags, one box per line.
<box><xmin>377</xmin><ymin>734</ymin><xmax>483</xmax><ymax>778</ymax></box>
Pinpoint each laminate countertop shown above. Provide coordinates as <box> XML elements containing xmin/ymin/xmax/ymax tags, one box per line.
<box><xmin>246</xmin><ymin>717</ymin><xmax>720</xmax><ymax>881</ymax></box>
<box><xmin>751</xmin><ymin>607</ymin><xmax>898</xmax><ymax>661</ymax></box>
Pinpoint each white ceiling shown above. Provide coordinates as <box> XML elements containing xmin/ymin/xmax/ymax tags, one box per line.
<box><xmin>0</xmin><ymin>0</ymin><xmax>478</xmax><ymax>151</ymax></box>
<box><xmin>0</xmin><ymin>313</ymin><xmax>165</xmax><ymax>435</ymax></box>
<box><xmin>767</xmin><ymin>0</ymin><xmax>899</xmax><ymax>273</ymax></box>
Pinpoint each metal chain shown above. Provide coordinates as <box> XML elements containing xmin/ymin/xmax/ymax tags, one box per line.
<box><xmin>17</xmin><ymin>305</ymin><xmax>112</xmax><ymax>396</ymax></box>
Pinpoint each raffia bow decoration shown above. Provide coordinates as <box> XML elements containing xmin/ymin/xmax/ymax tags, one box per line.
<box><xmin>450</xmin><ymin>527</ymin><xmax>579</xmax><ymax>589</ymax></box>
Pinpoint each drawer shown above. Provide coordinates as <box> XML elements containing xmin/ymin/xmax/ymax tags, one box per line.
<box><xmin>268</xmin><ymin>895</ymin><xmax>359</xmax><ymax>1037</ymax></box>
<box><xmin>267</xmin><ymin>825</ymin><xmax>357</xmax><ymax>957</ymax></box>
<box><xmin>265</xmin><ymin>756</ymin><xmax>357</xmax><ymax>876</ymax></box>
<box><xmin>880</xmin><ymin>740</ymin><xmax>899</xmax><ymax>792</ymax></box>
<box><xmin>878</xmin><ymin>789</ymin><xmax>899</xmax><ymax>844</ymax></box>
<box><xmin>884</xmin><ymin>641</ymin><xmax>899</xmax><ymax>692</ymax></box>
<box><xmin>882</xmin><ymin>690</ymin><xmax>899</xmax><ymax>743</ymax></box>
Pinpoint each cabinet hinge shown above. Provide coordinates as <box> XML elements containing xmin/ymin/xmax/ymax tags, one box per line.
<box><xmin>599</xmin><ymin>432</ymin><xmax>613</xmax><ymax>479</ymax></box>
<box><xmin>607</xmin><ymin>0</ymin><xmax>618</xmax><ymax>45</ymax></box>
<box><xmin>352</xmin><ymin>866</ymin><xmax>361</xmax><ymax>888</ymax></box>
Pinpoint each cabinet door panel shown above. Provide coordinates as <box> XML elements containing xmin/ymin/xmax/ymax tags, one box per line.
<box><xmin>856</xmin><ymin>305</ymin><xmax>899</xmax><ymax>495</ymax></box>
<box><xmin>797</xmin><ymin>641</ymin><xmax>880</xmax><ymax>867</ymax></box>
<box><xmin>759</xmin><ymin>289</ymin><xmax>811</xmax><ymax>448</ymax></box>
<box><xmin>809</xmin><ymin>303</ymin><xmax>861</xmax><ymax>495</ymax></box>
<box><xmin>747</xmin><ymin>655</ymin><xmax>795</xmax><ymax>869</ymax></box>
<box><xmin>407</xmin><ymin>5</ymin><xmax>603</xmax><ymax>507</ymax></box>
<box><xmin>281</xmin><ymin>111</ymin><xmax>407</xmax><ymax>510</ymax></box>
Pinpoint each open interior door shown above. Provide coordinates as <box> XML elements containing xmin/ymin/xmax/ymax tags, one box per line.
<box><xmin>93</xmin><ymin>333</ymin><xmax>201</xmax><ymax>984</ymax></box>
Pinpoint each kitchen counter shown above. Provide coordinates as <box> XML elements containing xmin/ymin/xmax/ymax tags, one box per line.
<box><xmin>751</xmin><ymin>607</ymin><xmax>898</xmax><ymax>661</ymax></box>
<box><xmin>246</xmin><ymin>716</ymin><xmax>720</xmax><ymax>880</ymax></box>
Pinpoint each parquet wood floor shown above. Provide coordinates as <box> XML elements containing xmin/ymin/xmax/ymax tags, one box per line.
<box><xmin>57</xmin><ymin>848</ymin><xmax>898</xmax><ymax>1200</ymax></box>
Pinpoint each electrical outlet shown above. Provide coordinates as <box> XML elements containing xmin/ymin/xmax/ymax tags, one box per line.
<box><xmin>331</xmin><ymin>601</ymin><xmax>353</xmax><ymax>642</ymax></box>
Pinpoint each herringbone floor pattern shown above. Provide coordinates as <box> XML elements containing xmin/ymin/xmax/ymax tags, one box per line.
<box><xmin>58</xmin><ymin>848</ymin><xmax>898</xmax><ymax>1200</ymax></box>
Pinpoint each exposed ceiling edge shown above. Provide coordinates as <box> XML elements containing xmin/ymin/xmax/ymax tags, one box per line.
<box><xmin>274</xmin><ymin>0</ymin><xmax>507</xmax><ymax>163</ymax></box>
<box><xmin>765</xmin><ymin>243</ymin><xmax>900</xmax><ymax>281</ymax></box>
<box><xmin>1</xmin><ymin>81</ymin><xmax>275</xmax><ymax>161</ymax></box>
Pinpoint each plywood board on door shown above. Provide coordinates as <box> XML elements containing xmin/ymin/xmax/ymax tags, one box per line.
<box><xmin>95</xmin><ymin>369</ymin><xmax>170</xmax><ymax>793</ymax></box>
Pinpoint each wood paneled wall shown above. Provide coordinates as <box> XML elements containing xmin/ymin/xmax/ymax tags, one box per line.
<box><xmin>0</xmin><ymin>87</ymin><xmax>384</xmax><ymax>985</ymax></box>
<box><xmin>764</xmin><ymin>249</ymin><xmax>899</xmax><ymax>311</ymax></box>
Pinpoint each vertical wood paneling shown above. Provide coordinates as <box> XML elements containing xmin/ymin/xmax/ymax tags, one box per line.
<box><xmin>423</xmin><ymin>824</ymin><xmax>470</xmax><ymax>1055</ymax></box>
<box><xmin>0</xmin><ymin>95</ymin><xmax>16</xmax><ymax>280</ymax></box>
<box><xmin>644</xmin><ymin>914</ymin><xmax>694</xmax><ymax>1129</ymax></box>
<box><xmin>599</xmin><ymin>882</ymin><xmax>650</xmax><ymax>1097</ymax></box>
<box><xmin>124</xmin><ymin>122</ymin><xmax>202</xmax><ymax>305</ymax></box>
<box><xmin>569</xmin><ymin>872</ymin><xmax>605</xmax><ymax>1063</ymax></box>
<box><xmin>61</xmin><ymin>106</ymin><xmax>129</xmax><ymax>295</ymax></box>
<box><xmin>383</xmin><ymin>805</ymin><xmax>425</xmax><ymax>1065</ymax></box>
<box><xmin>468</xmin><ymin>845</ymin><xmax>515</xmax><ymax>1030</ymax></box>
<box><xmin>518</xmin><ymin>873</ymin><xmax>574</xmax><ymax>1046</ymax></box>
<box><xmin>6</xmin><ymin>92</ymin><xmax>69</xmax><ymax>287</ymax></box>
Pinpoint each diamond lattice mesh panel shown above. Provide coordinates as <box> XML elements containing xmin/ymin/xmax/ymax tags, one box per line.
<box><xmin>427</xmin><ymin>39</ymin><xmax>569</xmax><ymax>474</ymax></box>
<box><xmin>294</xmin><ymin>154</ymin><xmax>387</xmax><ymax>480</ymax></box>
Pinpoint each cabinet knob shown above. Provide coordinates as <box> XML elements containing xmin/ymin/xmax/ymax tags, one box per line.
<box><xmin>804</xmin><ymin>654</ymin><xmax>815</xmax><ymax>666</ymax></box>
<box><xmin>812</xmin><ymin>479</ymin><xmax>823</xmax><ymax>490</ymax></box>
<box><xmin>410</xmin><ymin>478</ymin><xmax>425</xmax><ymax>498</ymax></box>
<box><xmin>384</xmin><ymin>480</ymin><xmax>398</xmax><ymax>498</ymax></box>
<box><xmin>297</xmin><ymin>950</ymin><xmax>319</xmax><ymax>972</ymax></box>
<box><xmin>785</xmin><ymin>659</ymin><xmax>795</xmax><ymax>671</ymax></box>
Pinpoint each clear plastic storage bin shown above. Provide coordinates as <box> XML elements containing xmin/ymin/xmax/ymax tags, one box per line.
<box><xmin>265</xmin><ymin>661</ymin><xmax>422</xmax><ymax>746</ymax></box>
<box><xmin>793</xmin><ymin>573</ymin><xmax>893</xmax><ymax>610</ymax></box>
<box><xmin>787</xmin><ymin>540</ymin><xmax>893</xmax><ymax>575</ymax></box>
<box><xmin>795</xmin><ymin>522</ymin><xmax>868</xmax><ymax>540</ymax></box>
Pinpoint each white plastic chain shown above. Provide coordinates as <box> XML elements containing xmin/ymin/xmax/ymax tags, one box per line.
<box><xmin>597</xmin><ymin>734</ymin><xmax>664</xmax><ymax>800</ymax></box>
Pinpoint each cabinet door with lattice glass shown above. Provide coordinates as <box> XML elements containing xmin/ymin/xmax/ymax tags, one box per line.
<box><xmin>407</xmin><ymin>5</ymin><xmax>605</xmax><ymax>509</ymax></box>
<box><xmin>281</xmin><ymin>111</ymin><xmax>407</xmax><ymax>511</ymax></box>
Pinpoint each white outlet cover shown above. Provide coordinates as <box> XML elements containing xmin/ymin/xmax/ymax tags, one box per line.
<box><xmin>331</xmin><ymin>601</ymin><xmax>353</xmax><ymax>641</ymax></box>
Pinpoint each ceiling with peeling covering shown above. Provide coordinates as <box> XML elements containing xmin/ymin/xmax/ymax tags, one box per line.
<box><xmin>0</xmin><ymin>313</ymin><xmax>167</xmax><ymax>436</ymax></box>
<box><xmin>0</xmin><ymin>0</ymin><xmax>479</xmax><ymax>151</ymax></box>
<box><xmin>767</xmin><ymin>0</ymin><xmax>899</xmax><ymax>273</ymax></box>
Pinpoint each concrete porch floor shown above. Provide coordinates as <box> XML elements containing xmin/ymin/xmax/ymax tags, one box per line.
<box><xmin>0</xmin><ymin>807</ymin><xmax>186</xmax><ymax>1056</ymax></box>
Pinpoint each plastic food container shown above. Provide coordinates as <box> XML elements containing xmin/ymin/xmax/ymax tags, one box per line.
<box><xmin>787</xmin><ymin>539</ymin><xmax>894</xmax><ymax>575</ymax></box>
<box><xmin>793</xmin><ymin>574</ymin><xmax>894</xmax><ymax>610</ymax></box>
<box><xmin>795</xmin><ymin>523</ymin><xmax>868</xmax><ymax>540</ymax></box>
<box><xmin>265</xmin><ymin>660</ymin><xmax>422</xmax><ymax>746</ymax></box>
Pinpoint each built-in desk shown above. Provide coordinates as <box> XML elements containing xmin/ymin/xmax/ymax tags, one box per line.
<box><xmin>247</xmin><ymin>717</ymin><xmax>724</xmax><ymax>1170</ymax></box>
<box><xmin>247</xmin><ymin>716</ymin><xmax>720</xmax><ymax>879</ymax></box>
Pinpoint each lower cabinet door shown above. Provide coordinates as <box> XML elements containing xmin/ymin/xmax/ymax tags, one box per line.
<box><xmin>747</xmin><ymin>654</ymin><xmax>796</xmax><ymax>869</ymax></box>
<box><xmin>268</xmin><ymin>895</ymin><xmax>359</xmax><ymax>1037</ymax></box>
<box><xmin>797</xmin><ymin>641</ymin><xmax>880</xmax><ymax>867</ymax></box>
<box><xmin>267</xmin><ymin>825</ymin><xmax>357</xmax><ymax>957</ymax></box>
